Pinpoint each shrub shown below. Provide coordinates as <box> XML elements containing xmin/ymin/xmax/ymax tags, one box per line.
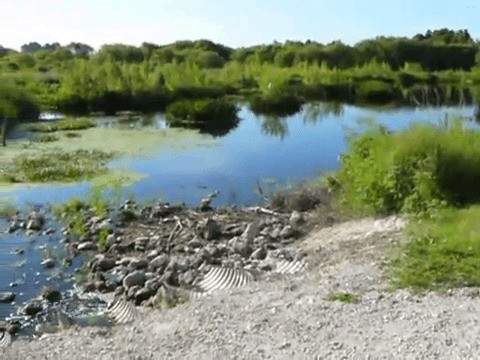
<box><xmin>332</xmin><ymin>123</ymin><xmax>480</xmax><ymax>216</ymax></box>
<box><xmin>23</xmin><ymin>117</ymin><xmax>95</xmax><ymax>132</ymax></box>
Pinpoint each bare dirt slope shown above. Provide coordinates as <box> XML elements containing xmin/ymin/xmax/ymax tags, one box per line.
<box><xmin>4</xmin><ymin>216</ymin><xmax>480</xmax><ymax>359</ymax></box>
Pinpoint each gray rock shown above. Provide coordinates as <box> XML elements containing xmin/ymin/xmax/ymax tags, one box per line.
<box><xmin>251</xmin><ymin>247</ymin><xmax>267</xmax><ymax>260</ymax></box>
<box><xmin>127</xmin><ymin>285</ymin><xmax>142</xmax><ymax>300</ymax></box>
<box><xmin>123</xmin><ymin>270</ymin><xmax>146</xmax><ymax>288</ymax></box>
<box><xmin>41</xmin><ymin>258</ymin><xmax>55</xmax><ymax>269</ymax></box>
<box><xmin>96</xmin><ymin>257</ymin><xmax>116</xmax><ymax>272</ymax></box>
<box><xmin>270</xmin><ymin>226</ymin><xmax>282</xmax><ymax>240</ymax></box>
<box><xmin>203</xmin><ymin>218</ymin><xmax>221</xmax><ymax>240</ymax></box>
<box><xmin>77</xmin><ymin>242</ymin><xmax>97</xmax><ymax>251</ymax></box>
<box><xmin>145</xmin><ymin>278</ymin><xmax>162</xmax><ymax>292</ymax></box>
<box><xmin>188</xmin><ymin>237</ymin><xmax>204</xmax><ymax>249</ymax></box>
<box><xmin>279</xmin><ymin>225</ymin><xmax>295</xmax><ymax>239</ymax></box>
<box><xmin>241</xmin><ymin>222</ymin><xmax>259</xmax><ymax>243</ymax></box>
<box><xmin>134</xmin><ymin>287</ymin><xmax>155</xmax><ymax>304</ymax></box>
<box><xmin>0</xmin><ymin>292</ymin><xmax>15</xmax><ymax>303</ymax></box>
<box><xmin>289</xmin><ymin>211</ymin><xmax>304</xmax><ymax>227</ymax></box>
<box><xmin>40</xmin><ymin>286</ymin><xmax>61</xmax><ymax>302</ymax></box>
<box><xmin>26</xmin><ymin>212</ymin><xmax>44</xmax><ymax>231</ymax></box>
<box><xmin>150</xmin><ymin>255</ymin><xmax>170</xmax><ymax>272</ymax></box>
<box><xmin>23</xmin><ymin>301</ymin><xmax>42</xmax><ymax>316</ymax></box>
<box><xmin>129</xmin><ymin>258</ymin><xmax>149</xmax><ymax>270</ymax></box>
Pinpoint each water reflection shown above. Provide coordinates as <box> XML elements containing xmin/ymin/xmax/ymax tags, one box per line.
<box><xmin>303</xmin><ymin>102</ymin><xmax>344</xmax><ymax>125</ymax></box>
<box><xmin>260</xmin><ymin>115</ymin><xmax>289</xmax><ymax>139</ymax></box>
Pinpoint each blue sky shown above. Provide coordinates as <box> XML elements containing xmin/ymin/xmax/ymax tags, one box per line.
<box><xmin>1</xmin><ymin>0</ymin><xmax>479</xmax><ymax>50</ymax></box>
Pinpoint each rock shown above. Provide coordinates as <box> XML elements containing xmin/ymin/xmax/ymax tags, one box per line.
<box><xmin>241</xmin><ymin>222</ymin><xmax>259</xmax><ymax>243</ymax></box>
<box><xmin>0</xmin><ymin>292</ymin><xmax>15</xmax><ymax>303</ymax></box>
<box><xmin>146</xmin><ymin>249</ymin><xmax>159</xmax><ymax>260</ymax></box>
<box><xmin>102</xmin><ymin>267</ymin><xmax>127</xmax><ymax>285</ymax></box>
<box><xmin>179</xmin><ymin>270</ymin><xmax>196</xmax><ymax>286</ymax></box>
<box><xmin>129</xmin><ymin>258</ymin><xmax>149</xmax><ymax>270</ymax></box>
<box><xmin>188</xmin><ymin>237</ymin><xmax>204</xmax><ymax>249</ymax></box>
<box><xmin>123</xmin><ymin>270</ymin><xmax>146</xmax><ymax>288</ymax></box>
<box><xmin>279</xmin><ymin>225</ymin><xmax>295</xmax><ymax>239</ymax></box>
<box><xmin>41</xmin><ymin>258</ymin><xmax>55</xmax><ymax>269</ymax></box>
<box><xmin>270</xmin><ymin>226</ymin><xmax>282</xmax><ymax>240</ymax></box>
<box><xmin>251</xmin><ymin>247</ymin><xmax>267</xmax><ymax>260</ymax></box>
<box><xmin>134</xmin><ymin>287</ymin><xmax>155</xmax><ymax>304</ymax></box>
<box><xmin>145</xmin><ymin>278</ymin><xmax>162</xmax><ymax>292</ymax></box>
<box><xmin>43</xmin><ymin>227</ymin><xmax>55</xmax><ymax>235</ymax></box>
<box><xmin>150</xmin><ymin>255</ymin><xmax>170</xmax><ymax>272</ymax></box>
<box><xmin>289</xmin><ymin>211</ymin><xmax>304</xmax><ymax>227</ymax></box>
<box><xmin>203</xmin><ymin>218</ymin><xmax>221</xmax><ymax>240</ymax></box>
<box><xmin>134</xmin><ymin>236</ymin><xmax>149</xmax><ymax>252</ymax></box>
<box><xmin>14</xmin><ymin>247</ymin><xmax>25</xmax><ymax>255</ymax></box>
<box><xmin>26</xmin><ymin>212</ymin><xmax>44</xmax><ymax>231</ymax></box>
<box><xmin>105</xmin><ymin>234</ymin><xmax>116</xmax><ymax>248</ymax></box>
<box><xmin>23</xmin><ymin>301</ymin><xmax>43</xmax><ymax>316</ymax></box>
<box><xmin>8</xmin><ymin>221</ymin><xmax>20</xmax><ymax>233</ymax></box>
<box><xmin>160</xmin><ymin>270</ymin><xmax>176</xmax><ymax>285</ymax></box>
<box><xmin>234</xmin><ymin>241</ymin><xmax>253</xmax><ymax>258</ymax></box>
<box><xmin>40</xmin><ymin>286</ymin><xmax>61</xmax><ymax>302</ymax></box>
<box><xmin>77</xmin><ymin>242</ymin><xmax>97</xmax><ymax>251</ymax></box>
<box><xmin>94</xmin><ymin>280</ymin><xmax>107</xmax><ymax>292</ymax></box>
<box><xmin>127</xmin><ymin>285</ymin><xmax>141</xmax><ymax>300</ymax></box>
<box><xmin>96</xmin><ymin>257</ymin><xmax>116</xmax><ymax>272</ymax></box>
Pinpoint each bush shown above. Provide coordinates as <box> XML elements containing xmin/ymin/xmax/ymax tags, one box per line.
<box><xmin>332</xmin><ymin>123</ymin><xmax>480</xmax><ymax>216</ymax></box>
<box><xmin>166</xmin><ymin>99</ymin><xmax>239</xmax><ymax>136</ymax></box>
<box><xmin>248</xmin><ymin>93</ymin><xmax>304</xmax><ymax>117</ymax></box>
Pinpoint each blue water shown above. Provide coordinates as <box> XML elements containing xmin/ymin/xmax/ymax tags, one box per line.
<box><xmin>0</xmin><ymin>103</ymin><xmax>476</xmax><ymax>319</ymax></box>
<box><xmin>5</xmin><ymin>103</ymin><xmax>477</xmax><ymax>208</ymax></box>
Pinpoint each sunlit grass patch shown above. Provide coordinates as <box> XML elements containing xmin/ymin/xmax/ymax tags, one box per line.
<box><xmin>22</xmin><ymin>117</ymin><xmax>95</xmax><ymax>132</ymax></box>
<box><xmin>6</xmin><ymin>150</ymin><xmax>113</xmax><ymax>183</ymax></box>
<box><xmin>389</xmin><ymin>205</ymin><xmax>480</xmax><ymax>291</ymax></box>
<box><xmin>327</xmin><ymin>292</ymin><xmax>359</xmax><ymax>304</ymax></box>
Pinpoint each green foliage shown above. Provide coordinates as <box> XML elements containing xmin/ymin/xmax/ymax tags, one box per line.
<box><xmin>1</xmin><ymin>29</ymin><xmax>479</xmax><ymax>114</ymax></box>
<box><xmin>23</xmin><ymin>117</ymin><xmax>95</xmax><ymax>132</ymax></box>
<box><xmin>333</xmin><ymin>123</ymin><xmax>480</xmax><ymax>216</ymax></box>
<box><xmin>32</xmin><ymin>134</ymin><xmax>59</xmax><ymax>143</ymax></box>
<box><xmin>166</xmin><ymin>99</ymin><xmax>239</xmax><ymax>136</ymax></box>
<box><xmin>327</xmin><ymin>292</ymin><xmax>359</xmax><ymax>303</ymax></box>
<box><xmin>7</xmin><ymin>150</ymin><xmax>113</xmax><ymax>183</ymax></box>
<box><xmin>389</xmin><ymin>205</ymin><xmax>480</xmax><ymax>291</ymax></box>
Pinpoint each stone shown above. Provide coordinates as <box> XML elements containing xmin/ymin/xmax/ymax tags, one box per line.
<box><xmin>96</xmin><ymin>257</ymin><xmax>116</xmax><ymax>272</ymax></box>
<box><xmin>77</xmin><ymin>242</ymin><xmax>97</xmax><ymax>251</ymax></box>
<box><xmin>145</xmin><ymin>278</ymin><xmax>162</xmax><ymax>292</ymax></box>
<box><xmin>134</xmin><ymin>287</ymin><xmax>155</xmax><ymax>304</ymax></box>
<box><xmin>289</xmin><ymin>211</ymin><xmax>304</xmax><ymax>227</ymax></box>
<box><xmin>251</xmin><ymin>247</ymin><xmax>267</xmax><ymax>260</ymax></box>
<box><xmin>123</xmin><ymin>270</ymin><xmax>146</xmax><ymax>288</ymax></box>
<box><xmin>26</xmin><ymin>212</ymin><xmax>44</xmax><ymax>231</ymax></box>
<box><xmin>279</xmin><ymin>225</ymin><xmax>295</xmax><ymax>239</ymax></box>
<box><xmin>0</xmin><ymin>292</ymin><xmax>15</xmax><ymax>303</ymax></box>
<box><xmin>40</xmin><ymin>286</ymin><xmax>61</xmax><ymax>302</ymax></box>
<box><xmin>41</xmin><ymin>258</ymin><xmax>55</xmax><ymax>269</ymax></box>
<box><xmin>150</xmin><ymin>255</ymin><xmax>170</xmax><ymax>272</ymax></box>
<box><xmin>23</xmin><ymin>301</ymin><xmax>42</xmax><ymax>316</ymax></box>
<box><xmin>129</xmin><ymin>258</ymin><xmax>149</xmax><ymax>270</ymax></box>
<box><xmin>241</xmin><ymin>222</ymin><xmax>259</xmax><ymax>243</ymax></box>
<box><xmin>203</xmin><ymin>218</ymin><xmax>221</xmax><ymax>240</ymax></box>
<box><xmin>188</xmin><ymin>237</ymin><xmax>203</xmax><ymax>249</ymax></box>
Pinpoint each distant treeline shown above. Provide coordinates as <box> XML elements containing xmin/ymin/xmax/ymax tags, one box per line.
<box><xmin>1</xmin><ymin>28</ymin><xmax>480</xmax><ymax>117</ymax></box>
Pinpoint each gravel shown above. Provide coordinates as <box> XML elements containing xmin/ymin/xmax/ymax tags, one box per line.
<box><xmin>4</xmin><ymin>216</ymin><xmax>480</xmax><ymax>359</ymax></box>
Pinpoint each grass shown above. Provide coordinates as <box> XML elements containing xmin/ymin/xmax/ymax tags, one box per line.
<box><xmin>327</xmin><ymin>292</ymin><xmax>359</xmax><ymax>304</ymax></box>
<box><xmin>6</xmin><ymin>149</ymin><xmax>113</xmax><ymax>183</ymax></box>
<box><xmin>22</xmin><ymin>117</ymin><xmax>95</xmax><ymax>132</ymax></box>
<box><xmin>389</xmin><ymin>205</ymin><xmax>480</xmax><ymax>292</ymax></box>
<box><xmin>31</xmin><ymin>134</ymin><xmax>59</xmax><ymax>143</ymax></box>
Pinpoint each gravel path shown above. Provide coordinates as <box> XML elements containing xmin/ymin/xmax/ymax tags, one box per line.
<box><xmin>4</xmin><ymin>216</ymin><xmax>480</xmax><ymax>359</ymax></box>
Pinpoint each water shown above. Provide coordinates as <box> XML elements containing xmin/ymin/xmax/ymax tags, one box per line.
<box><xmin>0</xmin><ymin>102</ymin><xmax>476</xmax><ymax>319</ymax></box>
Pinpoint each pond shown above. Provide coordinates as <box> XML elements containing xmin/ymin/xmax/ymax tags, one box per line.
<box><xmin>0</xmin><ymin>102</ymin><xmax>477</xmax><ymax>320</ymax></box>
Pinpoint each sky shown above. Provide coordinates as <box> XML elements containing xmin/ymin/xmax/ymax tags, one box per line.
<box><xmin>1</xmin><ymin>0</ymin><xmax>479</xmax><ymax>50</ymax></box>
